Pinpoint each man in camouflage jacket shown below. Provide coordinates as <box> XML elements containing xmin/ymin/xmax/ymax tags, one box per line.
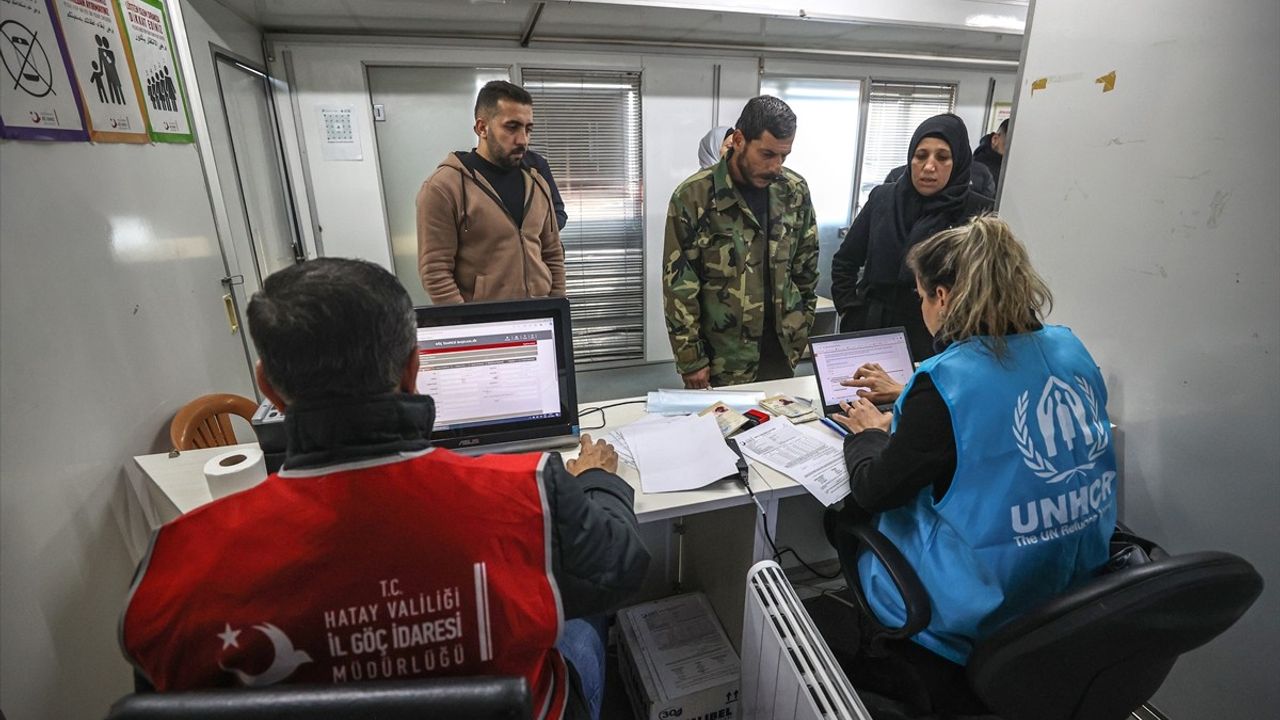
<box><xmin>663</xmin><ymin>96</ymin><xmax>819</xmax><ymax>388</ymax></box>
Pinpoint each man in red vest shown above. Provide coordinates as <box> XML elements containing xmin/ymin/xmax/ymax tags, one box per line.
<box><xmin>120</xmin><ymin>258</ymin><xmax>650</xmax><ymax>720</ymax></box>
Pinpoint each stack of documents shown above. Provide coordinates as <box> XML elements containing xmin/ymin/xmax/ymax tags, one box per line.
<box><xmin>607</xmin><ymin>414</ymin><xmax>740</xmax><ymax>493</ymax></box>
<box><xmin>732</xmin><ymin>420</ymin><xmax>851</xmax><ymax>506</ymax></box>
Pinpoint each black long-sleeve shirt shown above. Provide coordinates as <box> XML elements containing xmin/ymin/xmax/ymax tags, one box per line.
<box><xmin>842</xmin><ymin>372</ymin><xmax>957</xmax><ymax>513</ymax></box>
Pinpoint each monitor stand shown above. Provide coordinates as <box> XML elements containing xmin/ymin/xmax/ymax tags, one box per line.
<box><xmin>447</xmin><ymin>432</ymin><xmax>581</xmax><ymax>456</ymax></box>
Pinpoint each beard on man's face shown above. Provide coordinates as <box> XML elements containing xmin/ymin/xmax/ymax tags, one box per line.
<box><xmin>736</xmin><ymin>150</ymin><xmax>777</xmax><ymax>188</ymax></box>
<box><xmin>485</xmin><ymin>135</ymin><xmax>524</xmax><ymax>169</ymax></box>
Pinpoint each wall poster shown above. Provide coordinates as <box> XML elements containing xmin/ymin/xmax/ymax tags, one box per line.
<box><xmin>0</xmin><ymin>0</ymin><xmax>88</xmax><ymax>140</ymax></box>
<box><xmin>51</xmin><ymin>0</ymin><xmax>147</xmax><ymax>142</ymax></box>
<box><xmin>115</xmin><ymin>0</ymin><xmax>190</xmax><ymax>142</ymax></box>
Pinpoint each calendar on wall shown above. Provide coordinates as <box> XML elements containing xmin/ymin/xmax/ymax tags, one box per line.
<box><xmin>319</xmin><ymin>105</ymin><xmax>362</xmax><ymax>161</ymax></box>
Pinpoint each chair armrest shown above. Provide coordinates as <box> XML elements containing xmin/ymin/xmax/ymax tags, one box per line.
<box><xmin>832</xmin><ymin>519</ymin><xmax>931</xmax><ymax>650</ymax></box>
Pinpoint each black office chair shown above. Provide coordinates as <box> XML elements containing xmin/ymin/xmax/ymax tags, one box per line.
<box><xmin>829</xmin><ymin>522</ymin><xmax>1264</xmax><ymax>720</ymax></box>
<box><xmin>104</xmin><ymin>677</ymin><xmax>531</xmax><ymax>720</ymax></box>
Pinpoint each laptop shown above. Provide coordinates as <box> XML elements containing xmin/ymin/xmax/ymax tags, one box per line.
<box><xmin>414</xmin><ymin>297</ymin><xmax>580</xmax><ymax>454</ymax></box>
<box><xmin>808</xmin><ymin>327</ymin><xmax>915</xmax><ymax>414</ymax></box>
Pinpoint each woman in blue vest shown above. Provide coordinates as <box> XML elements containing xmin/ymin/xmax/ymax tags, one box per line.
<box><xmin>827</xmin><ymin>214</ymin><xmax>1118</xmax><ymax>710</ymax></box>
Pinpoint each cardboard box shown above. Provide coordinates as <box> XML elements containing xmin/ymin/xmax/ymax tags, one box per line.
<box><xmin>616</xmin><ymin>592</ymin><xmax>741</xmax><ymax>720</ymax></box>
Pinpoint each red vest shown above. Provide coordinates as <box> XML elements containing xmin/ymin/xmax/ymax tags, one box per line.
<box><xmin>121</xmin><ymin>448</ymin><xmax>568</xmax><ymax>719</ymax></box>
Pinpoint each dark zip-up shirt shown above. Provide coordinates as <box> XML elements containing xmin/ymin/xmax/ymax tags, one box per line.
<box><xmin>461</xmin><ymin>150</ymin><xmax>526</xmax><ymax>227</ymax></box>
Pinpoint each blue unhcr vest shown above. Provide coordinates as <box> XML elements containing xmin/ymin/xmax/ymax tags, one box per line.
<box><xmin>859</xmin><ymin>325</ymin><xmax>1117</xmax><ymax>664</ymax></box>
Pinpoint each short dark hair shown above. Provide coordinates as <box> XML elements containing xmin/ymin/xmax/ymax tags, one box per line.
<box><xmin>475</xmin><ymin>80</ymin><xmax>533</xmax><ymax>120</ymax></box>
<box><xmin>735</xmin><ymin>95</ymin><xmax>797</xmax><ymax>142</ymax></box>
<box><xmin>247</xmin><ymin>258</ymin><xmax>417</xmax><ymax>403</ymax></box>
<box><xmin>997</xmin><ymin>118</ymin><xmax>1010</xmax><ymax>135</ymax></box>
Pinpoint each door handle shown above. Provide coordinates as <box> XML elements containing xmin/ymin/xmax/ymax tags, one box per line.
<box><xmin>222</xmin><ymin>293</ymin><xmax>240</xmax><ymax>334</ymax></box>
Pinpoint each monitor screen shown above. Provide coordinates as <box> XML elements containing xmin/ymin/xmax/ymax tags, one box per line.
<box><xmin>810</xmin><ymin>327</ymin><xmax>914</xmax><ymax>412</ymax></box>
<box><xmin>414</xmin><ymin>298</ymin><xmax>579</xmax><ymax>450</ymax></box>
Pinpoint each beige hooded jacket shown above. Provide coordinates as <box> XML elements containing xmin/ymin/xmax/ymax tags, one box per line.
<box><xmin>416</xmin><ymin>152</ymin><xmax>565</xmax><ymax>304</ymax></box>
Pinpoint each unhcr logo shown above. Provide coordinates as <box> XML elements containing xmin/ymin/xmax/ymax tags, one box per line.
<box><xmin>1013</xmin><ymin>376</ymin><xmax>1110</xmax><ymax>484</ymax></box>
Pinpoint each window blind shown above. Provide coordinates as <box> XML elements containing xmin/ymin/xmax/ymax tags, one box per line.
<box><xmin>857</xmin><ymin>81</ymin><xmax>957</xmax><ymax>209</ymax></box>
<box><xmin>522</xmin><ymin>68</ymin><xmax>645</xmax><ymax>365</ymax></box>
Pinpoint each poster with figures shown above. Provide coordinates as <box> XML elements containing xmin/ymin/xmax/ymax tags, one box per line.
<box><xmin>115</xmin><ymin>0</ymin><xmax>189</xmax><ymax>142</ymax></box>
<box><xmin>0</xmin><ymin>0</ymin><xmax>87</xmax><ymax>140</ymax></box>
<box><xmin>50</xmin><ymin>0</ymin><xmax>146</xmax><ymax>142</ymax></box>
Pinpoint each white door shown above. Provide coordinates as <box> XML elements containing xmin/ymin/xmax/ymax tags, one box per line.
<box><xmin>213</xmin><ymin>52</ymin><xmax>305</xmax><ymax>290</ymax></box>
<box><xmin>367</xmin><ymin>65</ymin><xmax>510</xmax><ymax>306</ymax></box>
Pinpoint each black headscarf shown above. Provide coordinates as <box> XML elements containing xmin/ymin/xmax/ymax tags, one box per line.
<box><xmin>885</xmin><ymin>113</ymin><xmax>975</xmax><ymax>282</ymax></box>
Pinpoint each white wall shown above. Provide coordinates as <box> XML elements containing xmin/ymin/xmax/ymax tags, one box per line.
<box><xmin>0</xmin><ymin>4</ymin><xmax>262</xmax><ymax>719</ymax></box>
<box><xmin>1000</xmin><ymin>0</ymin><xmax>1279</xmax><ymax>715</ymax></box>
<box><xmin>269</xmin><ymin>38</ymin><xmax>1013</xmax><ymax>364</ymax></box>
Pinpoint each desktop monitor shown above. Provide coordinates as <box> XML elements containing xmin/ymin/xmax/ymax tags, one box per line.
<box><xmin>414</xmin><ymin>297</ymin><xmax>580</xmax><ymax>453</ymax></box>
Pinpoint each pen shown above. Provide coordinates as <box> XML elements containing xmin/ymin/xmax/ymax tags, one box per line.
<box><xmin>820</xmin><ymin>417</ymin><xmax>849</xmax><ymax>437</ymax></box>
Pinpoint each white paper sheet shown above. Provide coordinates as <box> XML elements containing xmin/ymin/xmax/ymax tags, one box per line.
<box><xmin>615</xmin><ymin>414</ymin><xmax>740</xmax><ymax>493</ymax></box>
<box><xmin>605</xmin><ymin>414</ymin><xmax>668</xmax><ymax>470</ymax></box>
<box><xmin>645</xmin><ymin>388</ymin><xmax>765</xmax><ymax>416</ymax></box>
<box><xmin>732</xmin><ymin>419</ymin><xmax>851</xmax><ymax>505</ymax></box>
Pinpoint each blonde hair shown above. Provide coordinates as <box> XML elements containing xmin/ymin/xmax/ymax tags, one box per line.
<box><xmin>906</xmin><ymin>214</ymin><xmax>1052</xmax><ymax>357</ymax></box>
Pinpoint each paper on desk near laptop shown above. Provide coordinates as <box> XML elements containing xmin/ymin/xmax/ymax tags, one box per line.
<box><xmin>611</xmin><ymin>414</ymin><xmax>740</xmax><ymax>493</ymax></box>
<box><xmin>645</xmin><ymin>388</ymin><xmax>765</xmax><ymax>416</ymax></box>
<box><xmin>732</xmin><ymin>420</ymin><xmax>851</xmax><ymax>505</ymax></box>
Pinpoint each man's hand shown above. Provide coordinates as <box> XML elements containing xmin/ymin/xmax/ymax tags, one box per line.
<box><xmin>566</xmin><ymin>434</ymin><xmax>619</xmax><ymax>476</ymax></box>
<box><xmin>832</xmin><ymin>397</ymin><xmax>892</xmax><ymax>434</ymax></box>
<box><xmin>839</xmin><ymin>362</ymin><xmax>904</xmax><ymax>405</ymax></box>
<box><xmin>682</xmin><ymin>367</ymin><xmax>711</xmax><ymax>389</ymax></box>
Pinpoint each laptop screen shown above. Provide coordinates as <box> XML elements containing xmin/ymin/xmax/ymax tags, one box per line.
<box><xmin>809</xmin><ymin>327</ymin><xmax>915</xmax><ymax>413</ymax></box>
<box><xmin>414</xmin><ymin>298</ymin><xmax>579</xmax><ymax>450</ymax></box>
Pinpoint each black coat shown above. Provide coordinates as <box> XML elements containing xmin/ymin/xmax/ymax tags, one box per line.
<box><xmin>973</xmin><ymin>133</ymin><xmax>1003</xmax><ymax>192</ymax></box>
<box><xmin>524</xmin><ymin>149</ymin><xmax>568</xmax><ymax>230</ymax></box>
<box><xmin>832</xmin><ymin>186</ymin><xmax>993</xmax><ymax>312</ymax></box>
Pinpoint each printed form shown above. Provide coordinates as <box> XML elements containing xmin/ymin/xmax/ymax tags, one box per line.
<box><xmin>625</xmin><ymin>594</ymin><xmax>740</xmax><ymax>698</ymax></box>
<box><xmin>613</xmin><ymin>414</ymin><xmax>740</xmax><ymax>493</ymax></box>
<box><xmin>733</xmin><ymin>420</ymin><xmax>851</xmax><ymax>505</ymax></box>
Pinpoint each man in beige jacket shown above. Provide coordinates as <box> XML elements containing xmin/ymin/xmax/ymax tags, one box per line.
<box><xmin>416</xmin><ymin>80</ymin><xmax>565</xmax><ymax>304</ymax></box>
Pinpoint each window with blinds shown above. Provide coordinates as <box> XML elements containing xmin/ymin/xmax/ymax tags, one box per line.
<box><xmin>856</xmin><ymin>82</ymin><xmax>957</xmax><ymax>209</ymax></box>
<box><xmin>522</xmin><ymin>69</ymin><xmax>644</xmax><ymax>365</ymax></box>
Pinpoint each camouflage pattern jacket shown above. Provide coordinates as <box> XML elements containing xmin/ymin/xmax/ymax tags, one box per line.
<box><xmin>663</xmin><ymin>156</ymin><xmax>819</xmax><ymax>386</ymax></box>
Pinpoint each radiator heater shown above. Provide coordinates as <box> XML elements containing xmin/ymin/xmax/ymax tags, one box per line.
<box><xmin>740</xmin><ymin>560</ymin><xmax>872</xmax><ymax>720</ymax></box>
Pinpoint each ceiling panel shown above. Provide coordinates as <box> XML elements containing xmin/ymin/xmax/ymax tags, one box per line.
<box><xmin>210</xmin><ymin>0</ymin><xmax>1020</xmax><ymax>61</ymax></box>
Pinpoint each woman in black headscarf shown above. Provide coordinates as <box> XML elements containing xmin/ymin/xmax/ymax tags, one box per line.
<box><xmin>831</xmin><ymin>114</ymin><xmax>993</xmax><ymax>359</ymax></box>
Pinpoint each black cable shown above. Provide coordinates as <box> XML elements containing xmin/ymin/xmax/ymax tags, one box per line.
<box><xmin>578</xmin><ymin>399</ymin><xmax>648</xmax><ymax>431</ymax></box>
<box><xmin>725</xmin><ymin>439</ymin><xmax>841</xmax><ymax>580</ymax></box>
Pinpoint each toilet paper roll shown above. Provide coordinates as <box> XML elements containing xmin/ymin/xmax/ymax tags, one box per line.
<box><xmin>204</xmin><ymin>447</ymin><xmax>267</xmax><ymax>499</ymax></box>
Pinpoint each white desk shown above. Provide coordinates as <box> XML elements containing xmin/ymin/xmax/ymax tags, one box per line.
<box><xmin>124</xmin><ymin>375</ymin><xmax>839</xmax><ymax>648</ymax></box>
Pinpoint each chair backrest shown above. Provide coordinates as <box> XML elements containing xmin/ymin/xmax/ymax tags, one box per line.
<box><xmin>169</xmin><ymin>393</ymin><xmax>258</xmax><ymax>451</ymax></box>
<box><xmin>967</xmin><ymin>550</ymin><xmax>1263</xmax><ymax>720</ymax></box>
<box><xmin>104</xmin><ymin>677</ymin><xmax>531</xmax><ymax>720</ymax></box>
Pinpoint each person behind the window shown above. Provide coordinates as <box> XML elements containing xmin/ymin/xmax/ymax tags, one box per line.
<box><xmin>973</xmin><ymin>118</ymin><xmax>1009</xmax><ymax>194</ymax></box>
<box><xmin>830</xmin><ymin>113</ymin><xmax>993</xmax><ymax>360</ymax></box>
<box><xmin>417</xmin><ymin>80</ymin><xmax>565</xmax><ymax>304</ymax></box>
<box><xmin>524</xmin><ymin>148</ymin><xmax>568</xmax><ymax>230</ymax></box>
<box><xmin>696</xmin><ymin>125</ymin><xmax>735</xmax><ymax>170</ymax></box>
<box><xmin>120</xmin><ymin>259</ymin><xmax>649</xmax><ymax>720</ymax></box>
<box><xmin>663</xmin><ymin>96</ymin><xmax>819</xmax><ymax>389</ymax></box>
<box><xmin>823</xmin><ymin>215</ymin><xmax>1116</xmax><ymax>712</ymax></box>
